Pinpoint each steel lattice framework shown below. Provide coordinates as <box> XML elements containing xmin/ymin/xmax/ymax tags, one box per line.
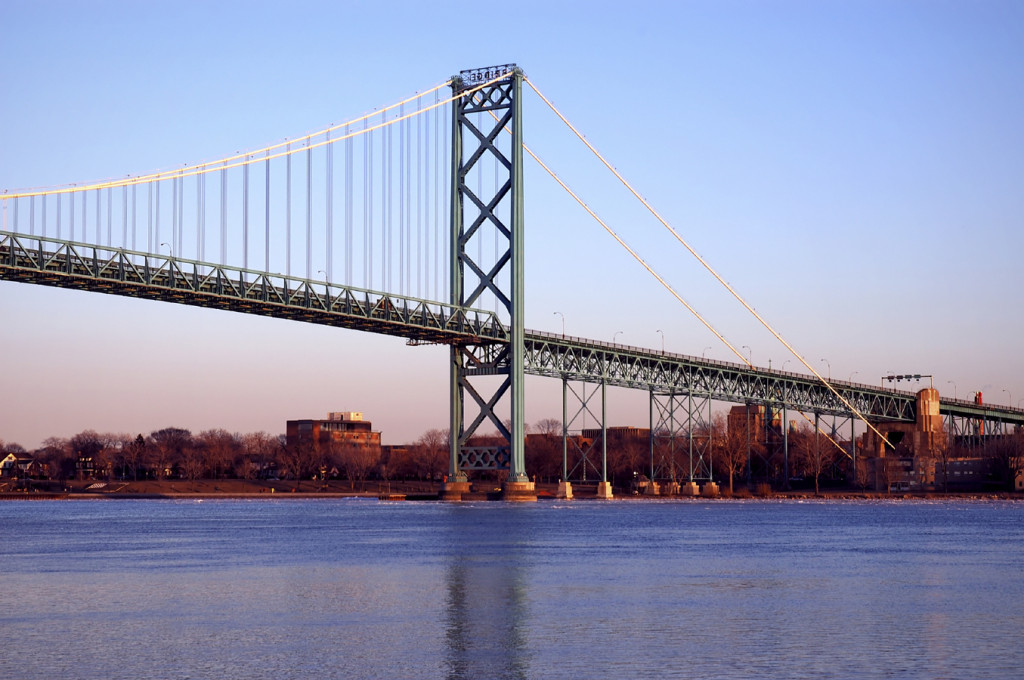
<box><xmin>523</xmin><ymin>330</ymin><xmax>1024</xmax><ymax>428</ymax></box>
<box><xmin>0</xmin><ymin>231</ymin><xmax>507</xmax><ymax>344</ymax></box>
<box><xmin>447</xmin><ymin>65</ymin><xmax>528</xmax><ymax>481</ymax></box>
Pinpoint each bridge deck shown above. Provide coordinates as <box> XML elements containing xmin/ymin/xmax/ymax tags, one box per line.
<box><xmin>1</xmin><ymin>231</ymin><xmax>507</xmax><ymax>345</ymax></box>
<box><xmin>5</xmin><ymin>230</ymin><xmax>1023</xmax><ymax>429</ymax></box>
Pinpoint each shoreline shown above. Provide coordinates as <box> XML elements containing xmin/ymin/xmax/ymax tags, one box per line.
<box><xmin>2</xmin><ymin>478</ymin><xmax>1019</xmax><ymax>502</ymax></box>
<box><xmin>1</xmin><ymin>485</ymin><xmax>1019</xmax><ymax>503</ymax></box>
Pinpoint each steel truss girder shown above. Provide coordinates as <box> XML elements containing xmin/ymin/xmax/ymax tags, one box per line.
<box><xmin>651</xmin><ymin>394</ymin><xmax>685</xmax><ymax>482</ymax></box>
<box><xmin>563</xmin><ymin>379</ymin><xmax>602</xmax><ymax>482</ymax></box>
<box><xmin>0</xmin><ymin>231</ymin><xmax>506</xmax><ymax>345</ymax></box>
<box><xmin>448</xmin><ymin>66</ymin><xmax>526</xmax><ymax>480</ymax></box>
<box><xmin>943</xmin><ymin>412</ymin><xmax>1019</xmax><ymax>449</ymax></box>
<box><xmin>523</xmin><ymin>331</ymin><xmax>1024</xmax><ymax>426</ymax></box>
<box><xmin>652</xmin><ymin>392</ymin><xmax>713</xmax><ymax>482</ymax></box>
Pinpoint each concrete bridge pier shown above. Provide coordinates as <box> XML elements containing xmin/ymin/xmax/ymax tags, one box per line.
<box><xmin>863</xmin><ymin>388</ymin><xmax>946</xmax><ymax>490</ymax></box>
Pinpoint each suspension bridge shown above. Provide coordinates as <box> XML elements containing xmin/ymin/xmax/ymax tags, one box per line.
<box><xmin>3</xmin><ymin>64</ymin><xmax>1021</xmax><ymax>499</ymax></box>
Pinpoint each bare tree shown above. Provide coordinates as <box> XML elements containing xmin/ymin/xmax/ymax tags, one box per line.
<box><xmin>197</xmin><ymin>429</ymin><xmax>238</xmax><ymax>480</ymax></box>
<box><xmin>986</xmin><ymin>433</ymin><xmax>1024</xmax><ymax>492</ymax></box>
<box><xmin>279</xmin><ymin>438</ymin><xmax>317</xmax><ymax>490</ymax></box>
<box><xmin>149</xmin><ymin>428</ymin><xmax>192</xmax><ymax>480</ymax></box>
<box><xmin>791</xmin><ymin>421</ymin><xmax>837</xmax><ymax>495</ymax></box>
<box><xmin>718</xmin><ymin>411</ymin><xmax>759</xmax><ymax>494</ymax></box>
<box><xmin>339</xmin><ymin>443</ymin><xmax>380</xmax><ymax>490</ymax></box>
<box><xmin>240</xmin><ymin>431</ymin><xmax>278</xmax><ymax>479</ymax></box>
<box><xmin>415</xmin><ymin>428</ymin><xmax>448</xmax><ymax>481</ymax></box>
<box><xmin>123</xmin><ymin>434</ymin><xmax>146</xmax><ymax>481</ymax></box>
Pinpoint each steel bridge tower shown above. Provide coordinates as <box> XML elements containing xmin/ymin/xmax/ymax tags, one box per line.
<box><xmin>444</xmin><ymin>65</ymin><xmax>533</xmax><ymax>499</ymax></box>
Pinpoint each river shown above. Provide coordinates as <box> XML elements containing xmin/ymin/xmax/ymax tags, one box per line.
<box><xmin>1</xmin><ymin>498</ymin><xmax>1022</xmax><ymax>679</ymax></box>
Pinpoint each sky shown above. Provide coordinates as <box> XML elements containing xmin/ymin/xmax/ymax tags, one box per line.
<box><xmin>2</xmin><ymin>0</ymin><xmax>1023</xmax><ymax>449</ymax></box>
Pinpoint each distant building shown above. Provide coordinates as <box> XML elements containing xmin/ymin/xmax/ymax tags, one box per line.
<box><xmin>286</xmin><ymin>411</ymin><xmax>381</xmax><ymax>452</ymax></box>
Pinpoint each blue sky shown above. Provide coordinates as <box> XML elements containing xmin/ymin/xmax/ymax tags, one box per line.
<box><xmin>2</xmin><ymin>0</ymin><xmax>1023</xmax><ymax>448</ymax></box>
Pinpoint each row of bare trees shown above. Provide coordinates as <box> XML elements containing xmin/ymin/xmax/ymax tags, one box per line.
<box><xmin>5</xmin><ymin>419</ymin><xmax>1022</xmax><ymax>491</ymax></box>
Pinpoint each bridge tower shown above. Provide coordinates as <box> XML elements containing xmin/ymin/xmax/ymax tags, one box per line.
<box><xmin>444</xmin><ymin>65</ymin><xmax>533</xmax><ymax>500</ymax></box>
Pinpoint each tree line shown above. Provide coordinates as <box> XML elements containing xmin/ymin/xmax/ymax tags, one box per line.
<box><xmin>3</xmin><ymin>416</ymin><xmax>1021</xmax><ymax>492</ymax></box>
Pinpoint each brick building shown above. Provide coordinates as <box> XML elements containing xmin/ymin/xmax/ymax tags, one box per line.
<box><xmin>286</xmin><ymin>412</ymin><xmax>381</xmax><ymax>452</ymax></box>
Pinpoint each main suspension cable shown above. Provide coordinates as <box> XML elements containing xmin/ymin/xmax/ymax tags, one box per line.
<box><xmin>524</xmin><ymin>76</ymin><xmax>891</xmax><ymax>449</ymax></box>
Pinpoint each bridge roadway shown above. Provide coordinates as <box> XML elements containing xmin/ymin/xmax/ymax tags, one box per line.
<box><xmin>0</xmin><ymin>231</ymin><xmax>506</xmax><ymax>345</ymax></box>
<box><xmin>4</xmin><ymin>230</ymin><xmax>1023</xmax><ymax>430</ymax></box>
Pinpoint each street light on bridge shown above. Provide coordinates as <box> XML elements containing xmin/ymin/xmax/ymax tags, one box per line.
<box><xmin>947</xmin><ymin>380</ymin><xmax>957</xmax><ymax>400</ymax></box>
<box><xmin>820</xmin><ymin>358</ymin><xmax>831</xmax><ymax>381</ymax></box>
<box><xmin>1003</xmin><ymin>389</ymin><xmax>1012</xmax><ymax>407</ymax></box>
<box><xmin>613</xmin><ymin>330</ymin><xmax>623</xmax><ymax>344</ymax></box>
<box><xmin>702</xmin><ymin>346</ymin><xmax>712</xmax><ymax>359</ymax></box>
<box><xmin>553</xmin><ymin>311</ymin><xmax>564</xmax><ymax>338</ymax></box>
<box><xmin>160</xmin><ymin>242</ymin><xmax>173</xmax><ymax>258</ymax></box>
<box><xmin>656</xmin><ymin>329</ymin><xmax>665</xmax><ymax>353</ymax></box>
<box><xmin>742</xmin><ymin>345</ymin><xmax>752</xmax><ymax>366</ymax></box>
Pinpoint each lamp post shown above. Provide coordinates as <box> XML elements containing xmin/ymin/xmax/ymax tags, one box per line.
<box><xmin>160</xmin><ymin>242</ymin><xmax>173</xmax><ymax>258</ymax></box>
<box><xmin>656</xmin><ymin>329</ymin><xmax>665</xmax><ymax>353</ymax></box>
<box><xmin>1003</xmin><ymin>389</ymin><xmax>1012</xmax><ymax>406</ymax></box>
<box><xmin>702</xmin><ymin>346</ymin><xmax>712</xmax><ymax>359</ymax></box>
<box><xmin>742</xmin><ymin>345</ymin><xmax>752</xmax><ymax>366</ymax></box>
<box><xmin>782</xmin><ymin>359</ymin><xmax>791</xmax><ymax>372</ymax></box>
<box><xmin>613</xmin><ymin>331</ymin><xmax>623</xmax><ymax>345</ymax></box>
<box><xmin>820</xmin><ymin>358</ymin><xmax>831</xmax><ymax>381</ymax></box>
<box><xmin>554</xmin><ymin>311</ymin><xmax>564</xmax><ymax>338</ymax></box>
<box><xmin>849</xmin><ymin>371</ymin><xmax>859</xmax><ymax>382</ymax></box>
<box><xmin>947</xmin><ymin>380</ymin><xmax>957</xmax><ymax>400</ymax></box>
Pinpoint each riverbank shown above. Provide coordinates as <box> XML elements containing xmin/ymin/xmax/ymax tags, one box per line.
<box><xmin>1</xmin><ymin>478</ymin><xmax>1019</xmax><ymax>501</ymax></box>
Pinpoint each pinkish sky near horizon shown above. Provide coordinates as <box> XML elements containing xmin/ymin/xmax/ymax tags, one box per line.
<box><xmin>2</xmin><ymin>0</ymin><xmax>1023</xmax><ymax>449</ymax></box>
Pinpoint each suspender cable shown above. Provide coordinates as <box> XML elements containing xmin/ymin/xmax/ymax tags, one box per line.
<box><xmin>381</xmin><ymin>112</ymin><xmax>386</xmax><ymax>290</ymax></box>
<box><xmin>131</xmin><ymin>184</ymin><xmax>137</xmax><ymax>251</ymax></box>
<box><xmin>365</xmin><ymin>120</ymin><xmax>373</xmax><ymax>289</ymax></box>
<box><xmin>435</xmin><ymin>97</ymin><xmax>441</xmax><ymax>301</ymax></box>
<box><xmin>285</xmin><ymin>143</ymin><xmax>291</xmax><ymax>276</ymax></box>
<box><xmin>265</xmin><ymin>150</ymin><xmax>270</xmax><ymax>273</ymax></box>
<box><xmin>171</xmin><ymin>176</ymin><xmax>178</xmax><ymax>255</ymax></box>
<box><xmin>156</xmin><ymin>181</ymin><xmax>162</xmax><ymax>255</ymax></box>
<box><xmin>121</xmin><ymin>185</ymin><xmax>128</xmax><ymax>250</ymax></box>
<box><xmin>345</xmin><ymin>125</ymin><xmax>353</xmax><ymax>287</ymax></box>
<box><xmin>406</xmin><ymin>109</ymin><xmax>412</xmax><ymax>295</ymax></box>
<box><xmin>243</xmin><ymin>157</ymin><xmax>250</xmax><ymax>271</ymax></box>
<box><xmin>326</xmin><ymin>128</ymin><xmax>333</xmax><ymax>283</ymax></box>
<box><xmin>398</xmin><ymin>103</ymin><xmax>405</xmax><ymax>293</ymax></box>
<box><xmin>197</xmin><ymin>173</ymin><xmax>204</xmax><ymax>261</ymax></box>
<box><xmin>418</xmin><ymin>98</ymin><xmax>424</xmax><ymax>299</ymax></box>
<box><xmin>219</xmin><ymin>165</ymin><xmax>227</xmax><ymax>264</ymax></box>
<box><xmin>146</xmin><ymin>184</ymin><xmax>152</xmax><ymax>255</ymax></box>
<box><xmin>181</xmin><ymin>174</ymin><xmax>185</xmax><ymax>256</ymax></box>
<box><xmin>306</xmin><ymin>139</ymin><xmax>312</xmax><ymax>279</ymax></box>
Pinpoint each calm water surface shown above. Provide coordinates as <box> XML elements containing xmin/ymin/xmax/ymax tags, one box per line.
<box><xmin>1</xmin><ymin>498</ymin><xmax>1022</xmax><ymax>679</ymax></box>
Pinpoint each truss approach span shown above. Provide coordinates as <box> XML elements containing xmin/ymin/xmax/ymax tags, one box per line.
<box><xmin>524</xmin><ymin>331</ymin><xmax>1024</xmax><ymax>426</ymax></box>
<box><xmin>0</xmin><ymin>231</ymin><xmax>507</xmax><ymax>345</ymax></box>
